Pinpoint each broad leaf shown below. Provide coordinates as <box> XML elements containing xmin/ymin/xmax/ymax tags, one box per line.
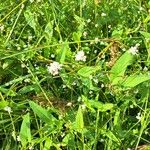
<box><xmin>122</xmin><ymin>74</ymin><xmax>150</xmax><ymax>88</ymax></box>
<box><xmin>78</xmin><ymin>66</ymin><xmax>100</xmax><ymax>77</ymax></box>
<box><xmin>110</xmin><ymin>51</ymin><xmax>134</xmax><ymax>85</ymax></box>
<box><xmin>20</xmin><ymin>113</ymin><xmax>31</xmax><ymax>147</ymax></box>
<box><xmin>86</xmin><ymin>100</ymin><xmax>114</xmax><ymax>112</ymax></box>
<box><xmin>75</xmin><ymin>106</ymin><xmax>84</xmax><ymax>132</ymax></box>
<box><xmin>24</xmin><ymin>9</ymin><xmax>38</xmax><ymax>32</ymax></box>
<box><xmin>29</xmin><ymin>101</ymin><xmax>56</xmax><ymax>124</ymax></box>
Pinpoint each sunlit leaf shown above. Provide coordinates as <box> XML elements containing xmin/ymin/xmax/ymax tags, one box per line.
<box><xmin>78</xmin><ymin>66</ymin><xmax>100</xmax><ymax>77</ymax></box>
<box><xmin>75</xmin><ymin>106</ymin><xmax>84</xmax><ymax>132</ymax></box>
<box><xmin>110</xmin><ymin>51</ymin><xmax>134</xmax><ymax>85</ymax></box>
<box><xmin>29</xmin><ymin>101</ymin><xmax>56</xmax><ymax>124</ymax></box>
<box><xmin>19</xmin><ymin>113</ymin><xmax>31</xmax><ymax>147</ymax></box>
<box><xmin>122</xmin><ymin>74</ymin><xmax>150</xmax><ymax>87</ymax></box>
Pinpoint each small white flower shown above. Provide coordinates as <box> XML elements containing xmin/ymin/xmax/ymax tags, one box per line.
<box><xmin>12</xmin><ymin>131</ymin><xmax>16</xmax><ymax>140</ymax></box>
<box><xmin>108</xmin><ymin>25</ymin><xmax>111</xmax><ymax>28</ymax></box>
<box><xmin>62</xmin><ymin>84</ymin><xmax>66</xmax><ymax>88</ymax></box>
<box><xmin>66</xmin><ymin>102</ymin><xmax>72</xmax><ymax>107</ymax></box>
<box><xmin>21</xmin><ymin>63</ymin><xmax>26</xmax><ymax>68</ymax></box>
<box><xmin>95</xmin><ymin>24</ymin><xmax>98</xmax><ymax>28</ymax></box>
<box><xmin>28</xmin><ymin>36</ymin><xmax>33</xmax><ymax>41</ymax></box>
<box><xmin>81</xmin><ymin>104</ymin><xmax>86</xmax><ymax>110</ymax></box>
<box><xmin>89</xmin><ymin>91</ymin><xmax>93</xmax><ymax>94</ymax></box>
<box><xmin>29</xmin><ymin>145</ymin><xmax>34</xmax><ymax>150</ymax></box>
<box><xmin>4</xmin><ymin>106</ymin><xmax>12</xmax><ymax>113</ymax></box>
<box><xmin>95</xmin><ymin>37</ymin><xmax>99</xmax><ymax>44</ymax></box>
<box><xmin>29</xmin><ymin>0</ymin><xmax>34</xmax><ymax>3</ymax></box>
<box><xmin>94</xmin><ymin>50</ymin><xmax>98</xmax><ymax>53</ymax></box>
<box><xmin>130</xmin><ymin>105</ymin><xmax>134</xmax><ymax>108</ymax></box>
<box><xmin>75</xmin><ymin>51</ymin><xmax>86</xmax><ymax>62</ymax></box>
<box><xmin>143</xmin><ymin>66</ymin><xmax>148</xmax><ymax>71</ymax></box>
<box><xmin>90</xmin><ymin>41</ymin><xmax>94</xmax><ymax>45</ymax></box>
<box><xmin>83</xmin><ymin>32</ymin><xmax>88</xmax><ymax>37</ymax></box>
<box><xmin>72</xmin><ymin>81</ymin><xmax>77</xmax><ymax>86</ymax></box>
<box><xmin>24</xmin><ymin>78</ymin><xmax>30</xmax><ymax>83</ymax></box>
<box><xmin>101</xmin><ymin>83</ymin><xmax>105</xmax><ymax>88</ymax></box>
<box><xmin>0</xmin><ymin>25</ymin><xmax>4</xmax><ymax>31</ymax></box>
<box><xmin>47</xmin><ymin>61</ymin><xmax>62</xmax><ymax>76</ymax></box>
<box><xmin>136</xmin><ymin>112</ymin><xmax>141</xmax><ymax>120</ymax></box>
<box><xmin>17</xmin><ymin>136</ymin><xmax>21</xmax><ymax>141</ymax></box>
<box><xmin>50</xmin><ymin>54</ymin><xmax>55</xmax><ymax>58</ymax></box>
<box><xmin>100</xmin><ymin>139</ymin><xmax>104</xmax><ymax>142</ymax></box>
<box><xmin>93</xmin><ymin>78</ymin><xmax>99</xmax><ymax>84</ymax></box>
<box><xmin>77</xmin><ymin>97</ymin><xmax>82</xmax><ymax>102</ymax></box>
<box><xmin>129</xmin><ymin>44</ymin><xmax>139</xmax><ymax>55</ymax></box>
<box><xmin>101</xmin><ymin>13</ymin><xmax>106</xmax><ymax>17</ymax></box>
<box><xmin>87</xmin><ymin>19</ymin><xmax>91</xmax><ymax>23</ymax></box>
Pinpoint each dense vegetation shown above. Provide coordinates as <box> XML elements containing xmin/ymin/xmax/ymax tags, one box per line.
<box><xmin>0</xmin><ymin>0</ymin><xmax>150</xmax><ymax>149</ymax></box>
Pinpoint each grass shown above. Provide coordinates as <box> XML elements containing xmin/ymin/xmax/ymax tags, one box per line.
<box><xmin>0</xmin><ymin>0</ymin><xmax>150</xmax><ymax>150</ymax></box>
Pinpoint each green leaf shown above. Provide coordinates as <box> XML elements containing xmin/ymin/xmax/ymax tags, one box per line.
<box><xmin>19</xmin><ymin>113</ymin><xmax>31</xmax><ymax>147</ymax></box>
<box><xmin>75</xmin><ymin>106</ymin><xmax>84</xmax><ymax>132</ymax></box>
<box><xmin>140</xmin><ymin>31</ymin><xmax>150</xmax><ymax>39</ymax></box>
<box><xmin>56</xmin><ymin>42</ymin><xmax>72</xmax><ymax>63</ymax></box>
<box><xmin>0</xmin><ymin>87</ymin><xmax>16</xmax><ymax>97</ymax></box>
<box><xmin>81</xmin><ymin>77</ymin><xmax>99</xmax><ymax>91</ymax></box>
<box><xmin>0</xmin><ymin>100</ymin><xmax>9</xmax><ymax>109</ymax></box>
<box><xmin>44</xmin><ymin>21</ymin><xmax>54</xmax><ymax>43</ymax></box>
<box><xmin>101</xmin><ymin>129</ymin><xmax>120</xmax><ymax>143</ymax></box>
<box><xmin>43</xmin><ymin>138</ymin><xmax>52</xmax><ymax>150</ymax></box>
<box><xmin>24</xmin><ymin>9</ymin><xmax>38</xmax><ymax>32</ymax></box>
<box><xmin>86</xmin><ymin>100</ymin><xmax>114</xmax><ymax>112</ymax></box>
<box><xmin>122</xmin><ymin>74</ymin><xmax>150</xmax><ymax>88</ymax></box>
<box><xmin>73</xmin><ymin>31</ymin><xmax>82</xmax><ymax>42</ymax></box>
<box><xmin>110</xmin><ymin>51</ymin><xmax>134</xmax><ymax>85</ymax></box>
<box><xmin>60</xmin><ymin>42</ymin><xmax>71</xmax><ymax>63</ymax></box>
<box><xmin>29</xmin><ymin>101</ymin><xmax>56</xmax><ymax>124</ymax></box>
<box><xmin>78</xmin><ymin>66</ymin><xmax>100</xmax><ymax>78</ymax></box>
<box><xmin>18</xmin><ymin>85</ymin><xmax>40</xmax><ymax>94</ymax></box>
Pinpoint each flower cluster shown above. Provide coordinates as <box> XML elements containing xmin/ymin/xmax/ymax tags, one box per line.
<box><xmin>47</xmin><ymin>61</ymin><xmax>62</xmax><ymax>76</ymax></box>
<box><xmin>129</xmin><ymin>44</ymin><xmax>139</xmax><ymax>55</ymax></box>
<box><xmin>75</xmin><ymin>50</ymin><xmax>86</xmax><ymax>62</ymax></box>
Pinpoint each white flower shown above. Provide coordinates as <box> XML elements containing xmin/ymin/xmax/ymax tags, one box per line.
<box><xmin>75</xmin><ymin>51</ymin><xmax>86</xmax><ymax>62</ymax></box>
<box><xmin>136</xmin><ymin>112</ymin><xmax>141</xmax><ymax>120</ymax></box>
<box><xmin>129</xmin><ymin>44</ymin><xmax>139</xmax><ymax>55</ymax></box>
<box><xmin>66</xmin><ymin>102</ymin><xmax>72</xmax><ymax>107</ymax></box>
<box><xmin>17</xmin><ymin>136</ymin><xmax>21</xmax><ymax>141</ymax></box>
<box><xmin>87</xmin><ymin>19</ymin><xmax>91</xmax><ymax>23</ymax></box>
<box><xmin>101</xmin><ymin>13</ymin><xmax>106</xmax><ymax>17</ymax></box>
<box><xmin>4</xmin><ymin>106</ymin><xmax>12</xmax><ymax>113</ymax></box>
<box><xmin>81</xmin><ymin>104</ymin><xmax>86</xmax><ymax>110</ymax></box>
<box><xmin>29</xmin><ymin>0</ymin><xmax>34</xmax><ymax>3</ymax></box>
<box><xmin>94</xmin><ymin>50</ymin><xmax>98</xmax><ymax>53</ymax></box>
<box><xmin>95</xmin><ymin>37</ymin><xmax>99</xmax><ymax>44</ymax></box>
<box><xmin>83</xmin><ymin>32</ymin><xmax>88</xmax><ymax>37</ymax></box>
<box><xmin>28</xmin><ymin>36</ymin><xmax>33</xmax><ymax>41</ymax></box>
<box><xmin>50</xmin><ymin>54</ymin><xmax>55</xmax><ymax>58</ymax></box>
<box><xmin>24</xmin><ymin>78</ymin><xmax>30</xmax><ymax>83</ymax></box>
<box><xmin>47</xmin><ymin>61</ymin><xmax>62</xmax><ymax>76</ymax></box>
<box><xmin>0</xmin><ymin>25</ymin><xmax>4</xmax><ymax>31</ymax></box>
<box><xmin>95</xmin><ymin>24</ymin><xmax>98</xmax><ymax>28</ymax></box>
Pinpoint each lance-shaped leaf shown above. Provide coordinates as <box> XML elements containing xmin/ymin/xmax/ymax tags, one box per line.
<box><xmin>78</xmin><ymin>66</ymin><xmax>100</xmax><ymax>78</ymax></box>
<box><xmin>19</xmin><ymin>113</ymin><xmax>31</xmax><ymax>147</ymax></box>
<box><xmin>75</xmin><ymin>106</ymin><xmax>84</xmax><ymax>132</ymax></box>
<box><xmin>122</xmin><ymin>74</ymin><xmax>150</xmax><ymax>88</ymax></box>
<box><xmin>110</xmin><ymin>51</ymin><xmax>134</xmax><ymax>85</ymax></box>
<box><xmin>29</xmin><ymin>101</ymin><xmax>56</xmax><ymax>124</ymax></box>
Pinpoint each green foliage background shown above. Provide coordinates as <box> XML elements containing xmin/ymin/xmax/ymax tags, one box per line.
<box><xmin>0</xmin><ymin>0</ymin><xmax>150</xmax><ymax>150</ymax></box>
